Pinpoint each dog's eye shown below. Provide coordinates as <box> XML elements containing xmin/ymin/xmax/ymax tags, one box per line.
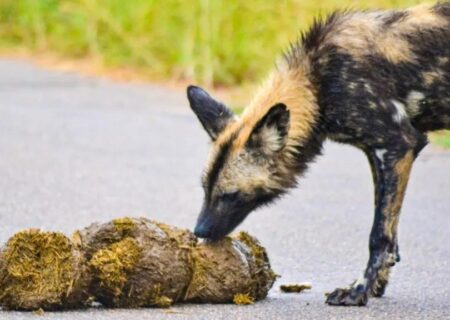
<box><xmin>221</xmin><ymin>191</ymin><xmax>240</xmax><ymax>202</ymax></box>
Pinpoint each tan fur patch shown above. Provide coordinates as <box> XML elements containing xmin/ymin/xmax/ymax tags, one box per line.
<box><xmin>405</xmin><ymin>3</ymin><xmax>448</xmax><ymax>28</ymax></box>
<box><xmin>384</xmin><ymin>151</ymin><xmax>414</xmax><ymax>240</ymax></box>
<box><xmin>330</xmin><ymin>13</ymin><xmax>383</xmax><ymax>60</ymax></box>
<box><xmin>330</xmin><ymin>4</ymin><xmax>448</xmax><ymax>64</ymax></box>
<box><xmin>218</xmin><ymin>157</ymin><xmax>278</xmax><ymax>194</ymax></box>
<box><xmin>371</xmin><ymin>264</ymin><xmax>391</xmax><ymax>296</ymax></box>
<box><xmin>438</xmin><ymin>56</ymin><xmax>449</xmax><ymax>65</ymax></box>
<box><xmin>422</xmin><ymin>70</ymin><xmax>444</xmax><ymax>86</ymax></box>
<box><xmin>330</xmin><ymin>12</ymin><xmax>413</xmax><ymax>63</ymax></box>
<box><xmin>376</xmin><ymin>35</ymin><xmax>412</xmax><ymax>64</ymax></box>
<box><xmin>233</xmin><ymin>68</ymin><xmax>318</xmax><ymax>157</ymax></box>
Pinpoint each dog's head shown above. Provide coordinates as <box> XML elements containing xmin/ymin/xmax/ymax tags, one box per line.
<box><xmin>187</xmin><ymin>85</ymin><xmax>292</xmax><ymax>240</ymax></box>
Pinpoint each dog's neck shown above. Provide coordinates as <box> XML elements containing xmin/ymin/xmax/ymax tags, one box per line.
<box><xmin>240</xmin><ymin>68</ymin><xmax>324</xmax><ymax>186</ymax></box>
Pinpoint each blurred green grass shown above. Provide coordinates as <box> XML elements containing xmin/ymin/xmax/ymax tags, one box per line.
<box><xmin>431</xmin><ymin>131</ymin><xmax>450</xmax><ymax>149</ymax></box>
<box><xmin>0</xmin><ymin>0</ymin><xmax>424</xmax><ymax>86</ymax></box>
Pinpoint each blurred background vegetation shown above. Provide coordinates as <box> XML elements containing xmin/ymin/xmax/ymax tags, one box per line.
<box><xmin>0</xmin><ymin>0</ymin><xmax>426</xmax><ymax>86</ymax></box>
<box><xmin>0</xmin><ymin>0</ymin><xmax>448</xmax><ymax>145</ymax></box>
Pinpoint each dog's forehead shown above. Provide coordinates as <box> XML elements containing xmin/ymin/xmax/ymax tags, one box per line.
<box><xmin>216</xmin><ymin>150</ymin><xmax>272</xmax><ymax>192</ymax></box>
<box><xmin>203</xmin><ymin>143</ymin><xmax>243</xmax><ymax>183</ymax></box>
<box><xmin>204</xmin><ymin>121</ymin><xmax>244</xmax><ymax>173</ymax></box>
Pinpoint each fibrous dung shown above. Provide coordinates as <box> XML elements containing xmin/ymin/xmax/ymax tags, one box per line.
<box><xmin>74</xmin><ymin>217</ymin><xmax>196</xmax><ymax>308</ymax></box>
<box><xmin>0</xmin><ymin>229</ymin><xmax>90</xmax><ymax>310</ymax></box>
<box><xmin>0</xmin><ymin>217</ymin><xmax>276</xmax><ymax>310</ymax></box>
<box><xmin>184</xmin><ymin>231</ymin><xmax>277</xmax><ymax>303</ymax></box>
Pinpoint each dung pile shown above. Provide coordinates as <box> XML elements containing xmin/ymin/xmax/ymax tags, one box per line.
<box><xmin>0</xmin><ymin>229</ymin><xmax>90</xmax><ymax>310</ymax></box>
<box><xmin>73</xmin><ymin>217</ymin><xmax>196</xmax><ymax>308</ymax></box>
<box><xmin>0</xmin><ymin>217</ymin><xmax>276</xmax><ymax>310</ymax></box>
<box><xmin>184</xmin><ymin>232</ymin><xmax>277</xmax><ymax>303</ymax></box>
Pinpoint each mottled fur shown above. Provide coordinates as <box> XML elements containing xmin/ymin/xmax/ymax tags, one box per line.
<box><xmin>187</xmin><ymin>2</ymin><xmax>450</xmax><ymax>306</ymax></box>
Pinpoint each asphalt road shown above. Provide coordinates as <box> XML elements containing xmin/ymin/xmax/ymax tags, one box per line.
<box><xmin>0</xmin><ymin>59</ymin><xmax>449</xmax><ymax>320</ymax></box>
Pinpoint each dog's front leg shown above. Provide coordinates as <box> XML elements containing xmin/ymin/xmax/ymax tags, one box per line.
<box><xmin>326</xmin><ymin>147</ymin><xmax>417</xmax><ymax>306</ymax></box>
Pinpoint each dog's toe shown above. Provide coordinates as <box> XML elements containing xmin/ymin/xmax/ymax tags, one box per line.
<box><xmin>326</xmin><ymin>287</ymin><xmax>368</xmax><ymax>306</ymax></box>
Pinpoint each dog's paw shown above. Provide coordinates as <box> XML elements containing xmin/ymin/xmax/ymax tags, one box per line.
<box><xmin>325</xmin><ymin>287</ymin><xmax>368</xmax><ymax>306</ymax></box>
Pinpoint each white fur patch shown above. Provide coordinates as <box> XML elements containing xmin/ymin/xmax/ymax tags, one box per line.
<box><xmin>364</xmin><ymin>83</ymin><xmax>374</xmax><ymax>95</ymax></box>
<box><xmin>406</xmin><ymin>91</ymin><xmax>425</xmax><ymax>117</ymax></box>
<box><xmin>375</xmin><ymin>149</ymin><xmax>387</xmax><ymax>161</ymax></box>
<box><xmin>261</xmin><ymin>126</ymin><xmax>283</xmax><ymax>153</ymax></box>
<box><xmin>352</xmin><ymin>276</ymin><xmax>368</xmax><ymax>288</ymax></box>
<box><xmin>385</xmin><ymin>252</ymin><xmax>397</xmax><ymax>266</ymax></box>
<box><xmin>375</xmin><ymin>149</ymin><xmax>387</xmax><ymax>169</ymax></box>
<box><xmin>391</xmin><ymin>100</ymin><xmax>408</xmax><ymax>123</ymax></box>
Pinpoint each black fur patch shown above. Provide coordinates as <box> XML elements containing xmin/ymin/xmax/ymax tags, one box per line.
<box><xmin>246</xmin><ymin>103</ymin><xmax>290</xmax><ymax>151</ymax></box>
<box><xmin>204</xmin><ymin>138</ymin><xmax>233</xmax><ymax>199</ymax></box>
<box><xmin>284</xmin><ymin>11</ymin><xmax>342</xmax><ymax>69</ymax></box>
<box><xmin>434</xmin><ymin>1</ymin><xmax>450</xmax><ymax>17</ymax></box>
<box><xmin>253</xmin><ymin>103</ymin><xmax>289</xmax><ymax>136</ymax></box>
<box><xmin>187</xmin><ymin>85</ymin><xmax>234</xmax><ymax>140</ymax></box>
<box><xmin>383</xmin><ymin>11</ymin><xmax>408</xmax><ymax>27</ymax></box>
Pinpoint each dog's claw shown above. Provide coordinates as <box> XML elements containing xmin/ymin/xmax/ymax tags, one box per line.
<box><xmin>326</xmin><ymin>288</ymin><xmax>368</xmax><ymax>306</ymax></box>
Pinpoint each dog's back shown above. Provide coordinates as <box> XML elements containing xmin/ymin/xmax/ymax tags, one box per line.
<box><xmin>287</xmin><ymin>2</ymin><xmax>450</xmax><ymax>136</ymax></box>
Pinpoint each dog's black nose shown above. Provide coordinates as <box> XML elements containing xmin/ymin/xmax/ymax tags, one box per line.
<box><xmin>194</xmin><ymin>223</ymin><xmax>212</xmax><ymax>239</ymax></box>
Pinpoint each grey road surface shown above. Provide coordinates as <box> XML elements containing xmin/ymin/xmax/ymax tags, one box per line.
<box><xmin>0</xmin><ymin>59</ymin><xmax>449</xmax><ymax>320</ymax></box>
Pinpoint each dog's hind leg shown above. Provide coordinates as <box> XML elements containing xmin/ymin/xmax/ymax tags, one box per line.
<box><xmin>326</xmin><ymin>131</ymin><xmax>428</xmax><ymax>306</ymax></box>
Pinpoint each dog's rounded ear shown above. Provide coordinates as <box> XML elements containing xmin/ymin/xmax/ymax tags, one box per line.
<box><xmin>247</xmin><ymin>103</ymin><xmax>290</xmax><ymax>154</ymax></box>
<box><xmin>187</xmin><ymin>85</ymin><xmax>235</xmax><ymax>140</ymax></box>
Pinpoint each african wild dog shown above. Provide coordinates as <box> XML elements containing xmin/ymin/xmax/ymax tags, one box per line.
<box><xmin>186</xmin><ymin>3</ymin><xmax>450</xmax><ymax>306</ymax></box>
